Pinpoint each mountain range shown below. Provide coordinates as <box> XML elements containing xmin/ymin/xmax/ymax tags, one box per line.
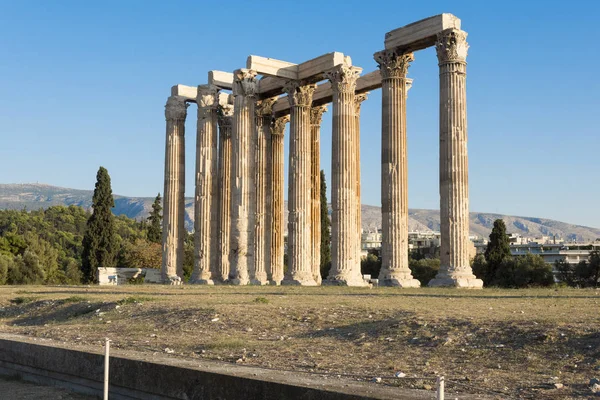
<box><xmin>1</xmin><ymin>183</ymin><xmax>599</xmax><ymax>242</ymax></box>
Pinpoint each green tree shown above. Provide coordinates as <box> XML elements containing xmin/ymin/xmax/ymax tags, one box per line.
<box><xmin>147</xmin><ymin>193</ymin><xmax>162</xmax><ymax>243</ymax></box>
<box><xmin>409</xmin><ymin>257</ymin><xmax>440</xmax><ymax>286</ymax></box>
<box><xmin>495</xmin><ymin>254</ymin><xmax>554</xmax><ymax>288</ymax></box>
<box><xmin>484</xmin><ymin>219</ymin><xmax>512</xmax><ymax>285</ymax></box>
<box><xmin>81</xmin><ymin>166</ymin><xmax>117</xmax><ymax>283</ymax></box>
<box><xmin>319</xmin><ymin>170</ymin><xmax>331</xmax><ymax>279</ymax></box>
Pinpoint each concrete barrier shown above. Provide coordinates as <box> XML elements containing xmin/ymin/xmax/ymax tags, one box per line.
<box><xmin>0</xmin><ymin>335</ymin><xmax>433</xmax><ymax>399</ymax></box>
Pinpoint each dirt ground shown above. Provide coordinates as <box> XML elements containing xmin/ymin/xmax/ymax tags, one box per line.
<box><xmin>0</xmin><ymin>376</ymin><xmax>94</xmax><ymax>399</ymax></box>
<box><xmin>0</xmin><ymin>285</ymin><xmax>598</xmax><ymax>399</ymax></box>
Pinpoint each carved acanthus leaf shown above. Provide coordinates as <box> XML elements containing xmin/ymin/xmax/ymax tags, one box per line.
<box><xmin>374</xmin><ymin>50</ymin><xmax>414</xmax><ymax>80</ymax></box>
<box><xmin>217</xmin><ymin>104</ymin><xmax>234</xmax><ymax>133</ymax></box>
<box><xmin>436</xmin><ymin>29</ymin><xmax>468</xmax><ymax>63</ymax></box>
<box><xmin>353</xmin><ymin>93</ymin><xmax>369</xmax><ymax>115</ymax></box>
<box><xmin>272</xmin><ymin>115</ymin><xmax>290</xmax><ymax>136</ymax></box>
<box><xmin>324</xmin><ymin>65</ymin><xmax>362</xmax><ymax>94</ymax></box>
<box><xmin>233</xmin><ymin>69</ymin><xmax>258</xmax><ymax>97</ymax></box>
<box><xmin>310</xmin><ymin>105</ymin><xmax>328</xmax><ymax>126</ymax></box>
<box><xmin>284</xmin><ymin>82</ymin><xmax>317</xmax><ymax>107</ymax></box>
<box><xmin>197</xmin><ymin>85</ymin><xmax>219</xmax><ymax>110</ymax></box>
<box><xmin>165</xmin><ymin>96</ymin><xmax>189</xmax><ymax>121</ymax></box>
<box><xmin>256</xmin><ymin>97</ymin><xmax>278</xmax><ymax>117</ymax></box>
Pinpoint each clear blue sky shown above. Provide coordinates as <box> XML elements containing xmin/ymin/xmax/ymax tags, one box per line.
<box><xmin>1</xmin><ymin>0</ymin><xmax>598</xmax><ymax>228</ymax></box>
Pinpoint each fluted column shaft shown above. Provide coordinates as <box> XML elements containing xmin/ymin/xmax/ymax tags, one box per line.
<box><xmin>230</xmin><ymin>69</ymin><xmax>258</xmax><ymax>285</ymax></box>
<box><xmin>325</xmin><ymin>65</ymin><xmax>366</xmax><ymax>286</ymax></box>
<box><xmin>162</xmin><ymin>96</ymin><xmax>188</xmax><ymax>281</ymax></box>
<box><xmin>217</xmin><ymin>104</ymin><xmax>233</xmax><ymax>282</ymax></box>
<box><xmin>375</xmin><ymin>51</ymin><xmax>420</xmax><ymax>287</ymax></box>
<box><xmin>430</xmin><ymin>29</ymin><xmax>482</xmax><ymax>288</ymax></box>
<box><xmin>283</xmin><ymin>82</ymin><xmax>317</xmax><ymax>286</ymax></box>
<box><xmin>191</xmin><ymin>85</ymin><xmax>219</xmax><ymax>284</ymax></box>
<box><xmin>353</xmin><ymin>95</ymin><xmax>367</xmax><ymax>268</ymax></box>
<box><xmin>269</xmin><ymin>116</ymin><xmax>288</xmax><ymax>284</ymax></box>
<box><xmin>253</xmin><ymin>98</ymin><xmax>277</xmax><ymax>285</ymax></box>
<box><xmin>310</xmin><ymin>106</ymin><xmax>327</xmax><ymax>284</ymax></box>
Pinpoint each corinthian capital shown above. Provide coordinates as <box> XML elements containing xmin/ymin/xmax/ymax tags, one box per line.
<box><xmin>284</xmin><ymin>82</ymin><xmax>317</xmax><ymax>107</ymax></box>
<box><xmin>218</xmin><ymin>104</ymin><xmax>234</xmax><ymax>134</ymax></box>
<box><xmin>272</xmin><ymin>115</ymin><xmax>290</xmax><ymax>137</ymax></box>
<box><xmin>354</xmin><ymin>93</ymin><xmax>369</xmax><ymax>115</ymax></box>
<box><xmin>325</xmin><ymin>65</ymin><xmax>362</xmax><ymax>94</ymax></box>
<box><xmin>310</xmin><ymin>105</ymin><xmax>328</xmax><ymax>126</ymax></box>
<box><xmin>197</xmin><ymin>84</ymin><xmax>220</xmax><ymax>110</ymax></box>
<box><xmin>256</xmin><ymin>97</ymin><xmax>278</xmax><ymax>117</ymax></box>
<box><xmin>374</xmin><ymin>50</ymin><xmax>414</xmax><ymax>80</ymax></box>
<box><xmin>436</xmin><ymin>29</ymin><xmax>469</xmax><ymax>64</ymax></box>
<box><xmin>232</xmin><ymin>69</ymin><xmax>258</xmax><ymax>97</ymax></box>
<box><xmin>165</xmin><ymin>96</ymin><xmax>189</xmax><ymax>121</ymax></box>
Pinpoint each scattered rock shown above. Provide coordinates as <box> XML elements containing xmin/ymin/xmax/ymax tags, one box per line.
<box><xmin>554</xmin><ymin>383</ymin><xmax>563</xmax><ymax>389</ymax></box>
<box><xmin>164</xmin><ymin>348</ymin><xmax>174</xmax><ymax>354</ymax></box>
<box><xmin>211</xmin><ymin>318</ymin><xmax>220</xmax><ymax>322</ymax></box>
<box><xmin>395</xmin><ymin>371</ymin><xmax>406</xmax><ymax>378</ymax></box>
<box><xmin>590</xmin><ymin>378</ymin><xmax>600</xmax><ymax>393</ymax></box>
<box><xmin>372</xmin><ymin>377</ymin><xmax>382</xmax><ymax>383</ymax></box>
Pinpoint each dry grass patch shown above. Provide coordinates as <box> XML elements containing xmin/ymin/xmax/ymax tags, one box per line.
<box><xmin>0</xmin><ymin>285</ymin><xmax>597</xmax><ymax>398</ymax></box>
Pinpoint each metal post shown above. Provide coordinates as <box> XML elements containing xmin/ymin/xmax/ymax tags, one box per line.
<box><xmin>104</xmin><ymin>338</ymin><xmax>110</xmax><ymax>400</ymax></box>
<box><xmin>436</xmin><ymin>376</ymin><xmax>445</xmax><ymax>400</ymax></box>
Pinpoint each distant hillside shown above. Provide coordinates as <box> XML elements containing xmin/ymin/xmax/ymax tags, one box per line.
<box><xmin>2</xmin><ymin>183</ymin><xmax>599</xmax><ymax>242</ymax></box>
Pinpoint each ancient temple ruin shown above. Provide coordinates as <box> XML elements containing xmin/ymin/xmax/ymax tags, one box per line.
<box><xmin>160</xmin><ymin>14</ymin><xmax>483</xmax><ymax>288</ymax></box>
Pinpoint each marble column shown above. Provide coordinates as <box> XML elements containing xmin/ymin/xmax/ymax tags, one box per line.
<box><xmin>310</xmin><ymin>105</ymin><xmax>327</xmax><ymax>284</ymax></box>
<box><xmin>429</xmin><ymin>29</ymin><xmax>482</xmax><ymax>288</ymax></box>
<box><xmin>217</xmin><ymin>103</ymin><xmax>234</xmax><ymax>282</ymax></box>
<box><xmin>269</xmin><ymin>116</ymin><xmax>289</xmax><ymax>285</ymax></box>
<box><xmin>230</xmin><ymin>69</ymin><xmax>258</xmax><ymax>285</ymax></box>
<box><xmin>325</xmin><ymin>65</ymin><xmax>367</xmax><ymax>286</ymax></box>
<box><xmin>283</xmin><ymin>82</ymin><xmax>318</xmax><ymax>286</ymax></box>
<box><xmin>253</xmin><ymin>97</ymin><xmax>277</xmax><ymax>285</ymax></box>
<box><xmin>162</xmin><ymin>96</ymin><xmax>188</xmax><ymax>281</ymax></box>
<box><xmin>353</xmin><ymin>94</ymin><xmax>367</xmax><ymax>269</ymax></box>
<box><xmin>191</xmin><ymin>85</ymin><xmax>219</xmax><ymax>284</ymax></box>
<box><xmin>374</xmin><ymin>50</ymin><xmax>420</xmax><ymax>287</ymax></box>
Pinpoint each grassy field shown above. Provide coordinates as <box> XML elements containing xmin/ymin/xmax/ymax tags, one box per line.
<box><xmin>0</xmin><ymin>285</ymin><xmax>598</xmax><ymax>399</ymax></box>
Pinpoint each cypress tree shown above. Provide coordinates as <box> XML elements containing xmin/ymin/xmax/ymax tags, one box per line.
<box><xmin>320</xmin><ymin>170</ymin><xmax>331</xmax><ymax>277</ymax></box>
<box><xmin>81</xmin><ymin>166</ymin><xmax>117</xmax><ymax>283</ymax></box>
<box><xmin>484</xmin><ymin>219</ymin><xmax>512</xmax><ymax>285</ymax></box>
<box><xmin>147</xmin><ymin>193</ymin><xmax>162</xmax><ymax>243</ymax></box>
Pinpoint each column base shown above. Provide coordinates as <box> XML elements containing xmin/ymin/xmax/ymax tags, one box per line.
<box><xmin>189</xmin><ymin>272</ymin><xmax>214</xmax><ymax>285</ymax></box>
<box><xmin>268</xmin><ymin>279</ymin><xmax>282</xmax><ymax>286</ymax></box>
<box><xmin>428</xmin><ymin>273</ymin><xmax>483</xmax><ymax>289</ymax></box>
<box><xmin>230</xmin><ymin>277</ymin><xmax>249</xmax><ymax>285</ymax></box>
<box><xmin>323</xmin><ymin>275</ymin><xmax>369</xmax><ymax>287</ymax></box>
<box><xmin>282</xmin><ymin>272</ymin><xmax>318</xmax><ymax>286</ymax></box>
<box><xmin>378</xmin><ymin>269</ymin><xmax>421</xmax><ymax>287</ymax></box>
<box><xmin>250</xmin><ymin>278</ymin><xmax>270</xmax><ymax>285</ymax></box>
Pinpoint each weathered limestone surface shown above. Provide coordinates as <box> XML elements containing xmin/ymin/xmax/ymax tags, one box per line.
<box><xmin>190</xmin><ymin>85</ymin><xmax>219</xmax><ymax>284</ymax></box>
<box><xmin>171</xmin><ymin>85</ymin><xmax>198</xmax><ymax>102</ymax></box>
<box><xmin>230</xmin><ymin>69</ymin><xmax>258</xmax><ymax>285</ymax></box>
<box><xmin>248</xmin><ymin>53</ymin><xmax>348</xmax><ymax>85</ymax></box>
<box><xmin>374</xmin><ymin>51</ymin><xmax>420</xmax><ymax>288</ymax></box>
<box><xmin>429</xmin><ymin>30</ymin><xmax>482</xmax><ymax>289</ymax></box>
<box><xmin>217</xmin><ymin>103</ymin><xmax>234</xmax><ymax>282</ymax></box>
<box><xmin>272</xmin><ymin>71</ymin><xmax>380</xmax><ymax>117</ymax></box>
<box><xmin>310</xmin><ymin>105</ymin><xmax>327</xmax><ymax>284</ymax></box>
<box><xmin>208</xmin><ymin>71</ymin><xmax>234</xmax><ymax>90</ymax></box>
<box><xmin>353</xmin><ymin>94</ymin><xmax>367</xmax><ymax>269</ymax></box>
<box><xmin>253</xmin><ymin>97</ymin><xmax>277</xmax><ymax>285</ymax></box>
<box><xmin>384</xmin><ymin>14</ymin><xmax>461</xmax><ymax>52</ymax></box>
<box><xmin>325</xmin><ymin>65</ymin><xmax>367</xmax><ymax>286</ymax></box>
<box><xmin>162</xmin><ymin>96</ymin><xmax>188</xmax><ymax>282</ymax></box>
<box><xmin>269</xmin><ymin>116</ymin><xmax>289</xmax><ymax>285</ymax></box>
<box><xmin>283</xmin><ymin>82</ymin><xmax>318</xmax><ymax>286</ymax></box>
